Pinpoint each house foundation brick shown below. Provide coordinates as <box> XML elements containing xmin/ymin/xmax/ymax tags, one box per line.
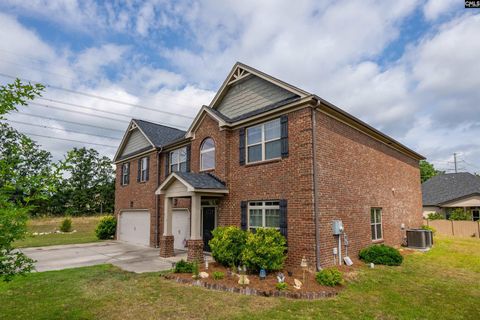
<box><xmin>159</xmin><ymin>235</ymin><xmax>174</xmax><ymax>257</ymax></box>
<box><xmin>187</xmin><ymin>239</ymin><xmax>204</xmax><ymax>263</ymax></box>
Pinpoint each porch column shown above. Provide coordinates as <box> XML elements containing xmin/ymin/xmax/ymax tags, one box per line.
<box><xmin>160</xmin><ymin>196</ymin><xmax>174</xmax><ymax>257</ymax></box>
<box><xmin>187</xmin><ymin>194</ymin><xmax>203</xmax><ymax>262</ymax></box>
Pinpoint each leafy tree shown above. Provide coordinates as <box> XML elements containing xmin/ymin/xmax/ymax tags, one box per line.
<box><xmin>420</xmin><ymin>160</ymin><xmax>442</xmax><ymax>183</ymax></box>
<box><xmin>448</xmin><ymin>208</ymin><xmax>472</xmax><ymax>221</ymax></box>
<box><xmin>0</xmin><ymin>79</ymin><xmax>44</xmax><ymax>281</ymax></box>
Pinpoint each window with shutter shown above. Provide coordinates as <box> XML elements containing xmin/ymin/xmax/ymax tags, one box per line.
<box><xmin>245</xmin><ymin>118</ymin><xmax>283</xmax><ymax>163</ymax></box>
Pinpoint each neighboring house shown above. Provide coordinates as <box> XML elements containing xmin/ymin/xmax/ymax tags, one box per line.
<box><xmin>113</xmin><ymin>62</ymin><xmax>424</xmax><ymax>269</ymax></box>
<box><xmin>422</xmin><ymin>172</ymin><xmax>480</xmax><ymax>221</ymax></box>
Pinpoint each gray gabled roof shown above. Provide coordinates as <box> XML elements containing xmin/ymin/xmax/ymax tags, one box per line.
<box><xmin>134</xmin><ymin>119</ymin><xmax>186</xmax><ymax>148</ymax></box>
<box><xmin>422</xmin><ymin>172</ymin><xmax>480</xmax><ymax>206</ymax></box>
<box><xmin>174</xmin><ymin>172</ymin><xmax>227</xmax><ymax>190</ymax></box>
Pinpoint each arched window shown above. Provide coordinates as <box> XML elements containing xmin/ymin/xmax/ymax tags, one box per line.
<box><xmin>200</xmin><ymin>138</ymin><xmax>215</xmax><ymax>171</ymax></box>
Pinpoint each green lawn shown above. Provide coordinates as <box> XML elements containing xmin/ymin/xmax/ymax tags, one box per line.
<box><xmin>1</xmin><ymin>236</ymin><xmax>479</xmax><ymax>320</ymax></box>
<box><xmin>14</xmin><ymin>215</ymin><xmax>107</xmax><ymax>248</ymax></box>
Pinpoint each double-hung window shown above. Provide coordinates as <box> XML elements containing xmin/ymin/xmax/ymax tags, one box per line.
<box><xmin>170</xmin><ymin>147</ymin><xmax>187</xmax><ymax>173</ymax></box>
<box><xmin>121</xmin><ymin>162</ymin><xmax>129</xmax><ymax>185</ymax></box>
<box><xmin>246</xmin><ymin>118</ymin><xmax>281</xmax><ymax>163</ymax></box>
<box><xmin>139</xmin><ymin>157</ymin><xmax>148</xmax><ymax>182</ymax></box>
<box><xmin>200</xmin><ymin>138</ymin><xmax>215</xmax><ymax>171</ymax></box>
<box><xmin>371</xmin><ymin>208</ymin><xmax>382</xmax><ymax>241</ymax></box>
<box><xmin>248</xmin><ymin>201</ymin><xmax>280</xmax><ymax>231</ymax></box>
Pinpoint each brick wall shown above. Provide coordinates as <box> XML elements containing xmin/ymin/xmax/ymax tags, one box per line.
<box><xmin>314</xmin><ymin>110</ymin><xmax>423</xmax><ymax>267</ymax></box>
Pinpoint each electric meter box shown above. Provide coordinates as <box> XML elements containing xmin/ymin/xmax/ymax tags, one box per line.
<box><xmin>332</xmin><ymin>220</ymin><xmax>344</xmax><ymax>235</ymax></box>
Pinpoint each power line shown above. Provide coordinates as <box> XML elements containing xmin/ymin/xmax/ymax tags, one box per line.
<box><xmin>22</xmin><ymin>132</ymin><xmax>118</xmax><ymax>148</ymax></box>
<box><xmin>0</xmin><ymin>72</ymin><xmax>195</xmax><ymax>119</ymax></box>
<box><xmin>38</xmin><ymin>97</ymin><xmax>134</xmax><ymax>119</ymax></box>
<box><xmin>15</xmin><ymin>111</ymin><xmax>124</xmax><ymax>133</ymax></box>
<box><xmin>6</xmin><ymin>119</ymin><xmax>121</xmax><ymax>140</ymax></box>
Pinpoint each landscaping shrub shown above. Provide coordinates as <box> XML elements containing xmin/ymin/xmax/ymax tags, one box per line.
<box><xmin>427</xmin><ymin>212</ymin><xmax>444</xmax><ymax>220</ymax></box>
<box><xmin>359</xmin><ymin>244</ymin><xmax>403</xmax><ymax>266</ymax></box>
<box><xmin>242</xmin><ymin>228</ymin><xmax>286</xmax><ymax>272</ymax></box>
<box><xmin>421</xmin><ymin>225</ymin><xmax>436</xmax><ymax>234</ymax></box>
<box><xmin>448</xmin><ymin>208</ymin><xmax>472</xmax><ymax>221</ymax></box>
<box><xmin>59</xmin><ymin>218</ymin><xmax>72</xmax><ymax>232</ymax></box>
<box><xmin>315</xmin><ymin>268</ymin><xmax>343</xmax><ymax>287</ymax></box>
<box><xmin>275</xmin><ymin>282</ymin><xmax>287</xmax><ymax>291</ymax></box>
<box><xmin>209</xmin><ymin>226</ymin><xmax>247</xmax><ymax>267</ymax></box>
<box><xmin>174</xmin><ymin>260</ymin><xmax>194</xmax><ymax>273</ymax></box>
<box><xmin>95</xmin><ymin>216</ymin><xmax>116</xmax><ymax>240</ymax></box>
<box><xmin>192</xmin><ymin>261</ymin><xmax>200</xmax><ymax>279</ymax></box>
<box><xmin>212</xmin><ymin>271</ymin><xmax>224</xmax><ymax>280</ymax></box>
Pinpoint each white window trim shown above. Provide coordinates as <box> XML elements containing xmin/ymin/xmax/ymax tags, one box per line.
<box><xmin>248</xmin><ymin>201</ymin><xmax>280</xmax><ymax>229</ymax></box>
<box><xmin>200</xmin><ymin>138</ymin><xmax>215</xmax><ymax>171</ymax></box>
<box><xmin>169</xmin><ymin>147</ymin><xmax>187</xmax><ymax>173</ymax></box>
<box><xmin>122</xmin><ymin>163</ymin><xmax>129</xmax><ymax>185</ymax></box>
<box><xmin>246</xmin><ymin>118</ymin><xmax>281</xmax><ymax>164</ymax></box>
<box><xmin>371</xmin><ymin>208</ymin><xmax>383</xmax><ymax>241</ymax></box>
<box><xmin>140</xmin><ymin>157</ymin><xmax>148</xmax><ymax>182</ymax></box>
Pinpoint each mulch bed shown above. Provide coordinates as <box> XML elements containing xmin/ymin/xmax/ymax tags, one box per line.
<box><xmin>163</xmin><ymin>261</ymin><xmax>359</xmax><ymax>300</ymax></box>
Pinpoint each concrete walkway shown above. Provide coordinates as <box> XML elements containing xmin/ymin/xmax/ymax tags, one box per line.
<box><xmin>22</xmin><ymin>241</ymin><xmax>186</xmax><ymax>273</ymax></box>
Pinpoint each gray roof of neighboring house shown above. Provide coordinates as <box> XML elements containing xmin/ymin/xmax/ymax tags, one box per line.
<box><xmin>175</xmin><ymin>172</ymin><xmax>227</xmax><ymax>190</ymax></box>
<box><xmin>422</xmin><ymin>172</ymin><xmax>480</xmax><ymax>206</ymax></box>
<box><xmin>134</xmin><ymin>119</ymin><xmax>186</xmax><ymax>148</ymax></box>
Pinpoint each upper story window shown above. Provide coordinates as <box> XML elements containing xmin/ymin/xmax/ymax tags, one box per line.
<box><xmin>246</xmin><ymin>118</ymin><xmax>281</xmax><ymax>163</ymax></box>
<box><xmin>170</xmin><ymin>147</ymin><xmax>187</xmax><ymax>173</ymax></box>
<box><xmin>121</xmin><ymin>162</ymin><xmax>130</xmax><ymax>185</ymax></box>
<box><xmin>200</xmin><ymin>138</ymin><xmax>215</xmax><ymax>171</ymax></box>
<box><xmin>371</xmin><ymin>208</ymin><xmax>383</xmax><ymax>241</ymax></box>
<box><xmin>248</xmin><ymin>201</ymin><xmax>280</xmax><ymax>231</ymax></box>
<box><xmin>139</xmin><ymin>157</ymin><xmax>149</xmax><ymax>182</ymax></box>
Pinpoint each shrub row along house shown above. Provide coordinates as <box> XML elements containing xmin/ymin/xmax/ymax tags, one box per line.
<box><xmin>113</xmin><ymin>62</ymin><xmax>424</xmax><ymax>269</ymax></box>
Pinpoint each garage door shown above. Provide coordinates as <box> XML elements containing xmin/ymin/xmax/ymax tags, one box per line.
<box><xmin>118</xmin><ymin>211</ymin><xmax>150</xmax><ymax>246</ymax></box>
<box><xmin>172</xmin><ymin>209</ymin><xmax>190</xmax><ymax>250</ymax></box>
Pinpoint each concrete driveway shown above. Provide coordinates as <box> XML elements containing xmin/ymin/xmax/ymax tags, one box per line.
<box><xmin>22</xmin><ymin>241</ymin><xmax>179</xmax><ymax>273</ymax></box>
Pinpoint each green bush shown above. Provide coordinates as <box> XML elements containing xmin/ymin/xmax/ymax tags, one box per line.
<box><xmin>427</xmin><ymin>212</ymin><xmax>444</xmax><ymax>220</ymax></box>
<box><xmin>315</xmin><ymin>268</ymin><xmax>343</xmax><ymax>286</ymax></box>
<box><xmin>95</xmin><ymin>216</ymin><xmax>116</xmax><ymax>240</ymax></box>
<box><xmin>448</xmin><ymin>208</ymin><xmax>472</xmax><ymax>221</ymax></box>
<box><xmin>242</xmin><ymin>228</ymin><xmax>286</xmax><ymax>272</ymax></box>
<box><xmin>359</xmin><ymin>244</ymin><xmax>403</xmax><ymax>266</ymax></box>
<box><xmin>59</xmin><ymin>218</ymin><xmax>72</xmax><ymax>232</ymax></box>
<box><xmin>212</xmin><ymin>271</ymin><xmax>224</xmax><ymax>280</ymax></box>
<box><xmin>421</xmin><ymin>225</ymin><xmax>436</xmax><ymax>234</ymax></box>
<box><xmin>275</xmin><ymin>282</ymin><xmax>288</xmax><ymax>290</ymax></box>
<box><xmin>192</xmin><ymin>261</ymin><xmax>200</xmax><ymax>279</ymax></box>
<box><xmin>174</xmin><ymin>260</ymin><xmax>194</xmax><ymax>273</ymax></box>
<box><xmin>209</xmin><ymin>226</ymin><xmax>247</xmax><ymax>267</ymax></box>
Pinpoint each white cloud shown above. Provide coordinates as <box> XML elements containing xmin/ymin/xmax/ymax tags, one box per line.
<box><xmin>423</xmin><ymin>0</ymin><xmax>457</xmax><ymax>21</ymax></box>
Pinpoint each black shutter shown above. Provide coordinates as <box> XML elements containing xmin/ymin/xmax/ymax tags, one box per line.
<box><xmin>126</xmin><ymin>163</ymin><xmax>129</xmax><ymax>184</ymax></box>
<box><xmin>137</xmin><ymin>159</ymin><xmax>141</xmax><ymax>182</ymax></box>
<box><xmin>145</xmin><ymin>157</ymin><xmax>150</xmax><ymax>181</ymax></box>
<box><xmin>279</xmin><ymin>199</ymin><xmax>288</xmax><ymax>239</ymax></box>
<box><xmin>239</xmin><ymin>128</ymin><xmax>246</xmax><ymax>165</ymax></box>
<box><xmin>280</xmin><ymin>115</ymin><xmax>289</xmax><ymax>158</ymax></box>
<box><xmin>240</xmin><ymin>201</ymin><xmax>247</xmax><ymax>230</ymax></box>
<box><xmin>120</xmin><ymin>164</ymin><xmax>124</xmax><ymax>185</ymax></box>
<box><xmin>164</xmin><ymin>153</ymin><xmax>169</xmax><ymax>178</ymax></box>
<box><xmin>186</xmin><ymin>144</ymin><xmax>191</xmax><ymax>172</ymax></box>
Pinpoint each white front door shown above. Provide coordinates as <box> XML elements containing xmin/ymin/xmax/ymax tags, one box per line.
<box><xmin>118</xmin><ymin>210</ymin><xmax>150</xmax><ymax>246</ymax></box>
<box><xmin>172</xmin><ymin>209</ymin><xmax>190</xmax><ymax>250</ymax></box>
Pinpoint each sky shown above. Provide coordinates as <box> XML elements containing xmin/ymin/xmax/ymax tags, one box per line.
<box><xmin>0</xmin><ymin>0</ymin><xmax>479</xmax><ymax>174</ymax></box>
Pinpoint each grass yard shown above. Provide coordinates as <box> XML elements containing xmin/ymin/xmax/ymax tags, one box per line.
<box><xmin>1</xmin><ymin>236</ymin><xmax>479</xmax><ymax>320</ymax></box>
<box><xmin>14</xmin><ymin>215</ymin><xmax>107</xmax><ymax>248</ymax></box>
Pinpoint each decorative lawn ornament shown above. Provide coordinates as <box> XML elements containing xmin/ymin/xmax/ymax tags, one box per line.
<box><xmin>204</xmin><ymin>256</ymin><xmax>209</xmax><ymax>270</ymax></box>
<box><xmin>293</xmin><ymin>278</ymin><xmax>302</xmax><ymax>290</ymax></box>
<box><xmin>277</xmin><ymin>272</ymin><xmax>285</xmax><ymax>283</ymax></box>
<box><xmin>238</xmin><ymin>274</ymin><xmax>250</xmax><ymax>286</ymax></box>
<box><xmin>300</xmin><ymin>256</ymin><xmax>308</xmax><ymax>284</ymax></box>
<box><xmin>259</xmin><ymin>268</ymin><xmax>266</xmax><ymax>280</ymax></box>
<box><xmin>199</xmin><ymin>272</ymin><xmax>209</xmax><ymax>279</ymax></box>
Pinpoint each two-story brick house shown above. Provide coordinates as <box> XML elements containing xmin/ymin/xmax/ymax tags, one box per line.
<box><xmin>113</xmin><ymin>62</ymin><xmax>424</xmax><ymax>269</ymax></box>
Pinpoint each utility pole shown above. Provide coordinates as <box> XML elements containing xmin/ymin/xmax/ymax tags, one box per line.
<box><xmin>454</xmin><ymin>153</ymin><xmax>457</xmax><ymax>173</ymax></box>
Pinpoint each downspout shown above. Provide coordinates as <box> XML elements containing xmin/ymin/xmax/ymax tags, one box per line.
<box><xmin>154</xmin><ymin>147</ymin><xmax>162</xmax><ymax>248</ymax></box>
<box><xmin>312</xmin><ymin>98</ymin><xmax>322</xmax><ymax>271</ymax></box>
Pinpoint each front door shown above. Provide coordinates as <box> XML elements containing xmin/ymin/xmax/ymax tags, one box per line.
<box><xmin>202</xmin><ymin>206</ymin><xmax>216</xmax><ymax>252</ymax></box>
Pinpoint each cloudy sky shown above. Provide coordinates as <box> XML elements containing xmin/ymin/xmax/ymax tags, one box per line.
<box><xmin>0</xmin><ymin>0</ymin><xmax>479</xmax><ymax>173</ymax></box>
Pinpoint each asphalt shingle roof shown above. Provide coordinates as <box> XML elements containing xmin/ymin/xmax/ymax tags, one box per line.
<box><xmin>174</xmin><ymin>172</ymin><xmax>227</xmax><ymax>190</ymax></box>
<box><xmin>134</xmin><ymin>119</ymin><xmax>186</xmax><ymax>148</ymax></box>
<box><xmin>422</xmin><ymin>172</ymin><xmax>480</xmax><ymax>206</ymax></box>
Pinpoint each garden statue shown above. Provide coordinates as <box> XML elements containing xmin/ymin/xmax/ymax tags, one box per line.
<box><xmin>293</xmin><ymin>278</ymin><xmax>302</xmax><ymax>290</ymax></box>
<box><xmin>276</xmin><ymin>272</ymin><xmax>285</xmax><ymax>283</ymax></box>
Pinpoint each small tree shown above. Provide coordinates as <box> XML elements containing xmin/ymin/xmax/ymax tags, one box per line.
<box><xmin>420</xmin><ymin>160</ymin><xmax>442</xmax><ymax>183</ymax></box>
<box><xmin>448</xmin><ymin>208</ymin><xmax>472</xmax><ymax>221</ymax></box>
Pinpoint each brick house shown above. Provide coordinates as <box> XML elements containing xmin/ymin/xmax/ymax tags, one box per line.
<box><xmin>113</xmin><ymin>62</ymin><xmax>424</xmax><ymax>269</ymax></box>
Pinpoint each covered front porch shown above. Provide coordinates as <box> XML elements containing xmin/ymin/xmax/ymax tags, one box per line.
<box><xmin>155</xmin><ymin>172</ymin><xmax>228</xmax><ymax>262</ymax></box>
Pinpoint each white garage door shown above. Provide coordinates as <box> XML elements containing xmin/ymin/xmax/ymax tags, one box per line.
<box><xmin>172</xmin><ymin>209</ymin><xmax>190</xmax><ymax>250</ymax></box>
<box><xmin>118</xmin><ymin>210</ymin><xmax>150</xmax><ymax>246</ymax></box>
